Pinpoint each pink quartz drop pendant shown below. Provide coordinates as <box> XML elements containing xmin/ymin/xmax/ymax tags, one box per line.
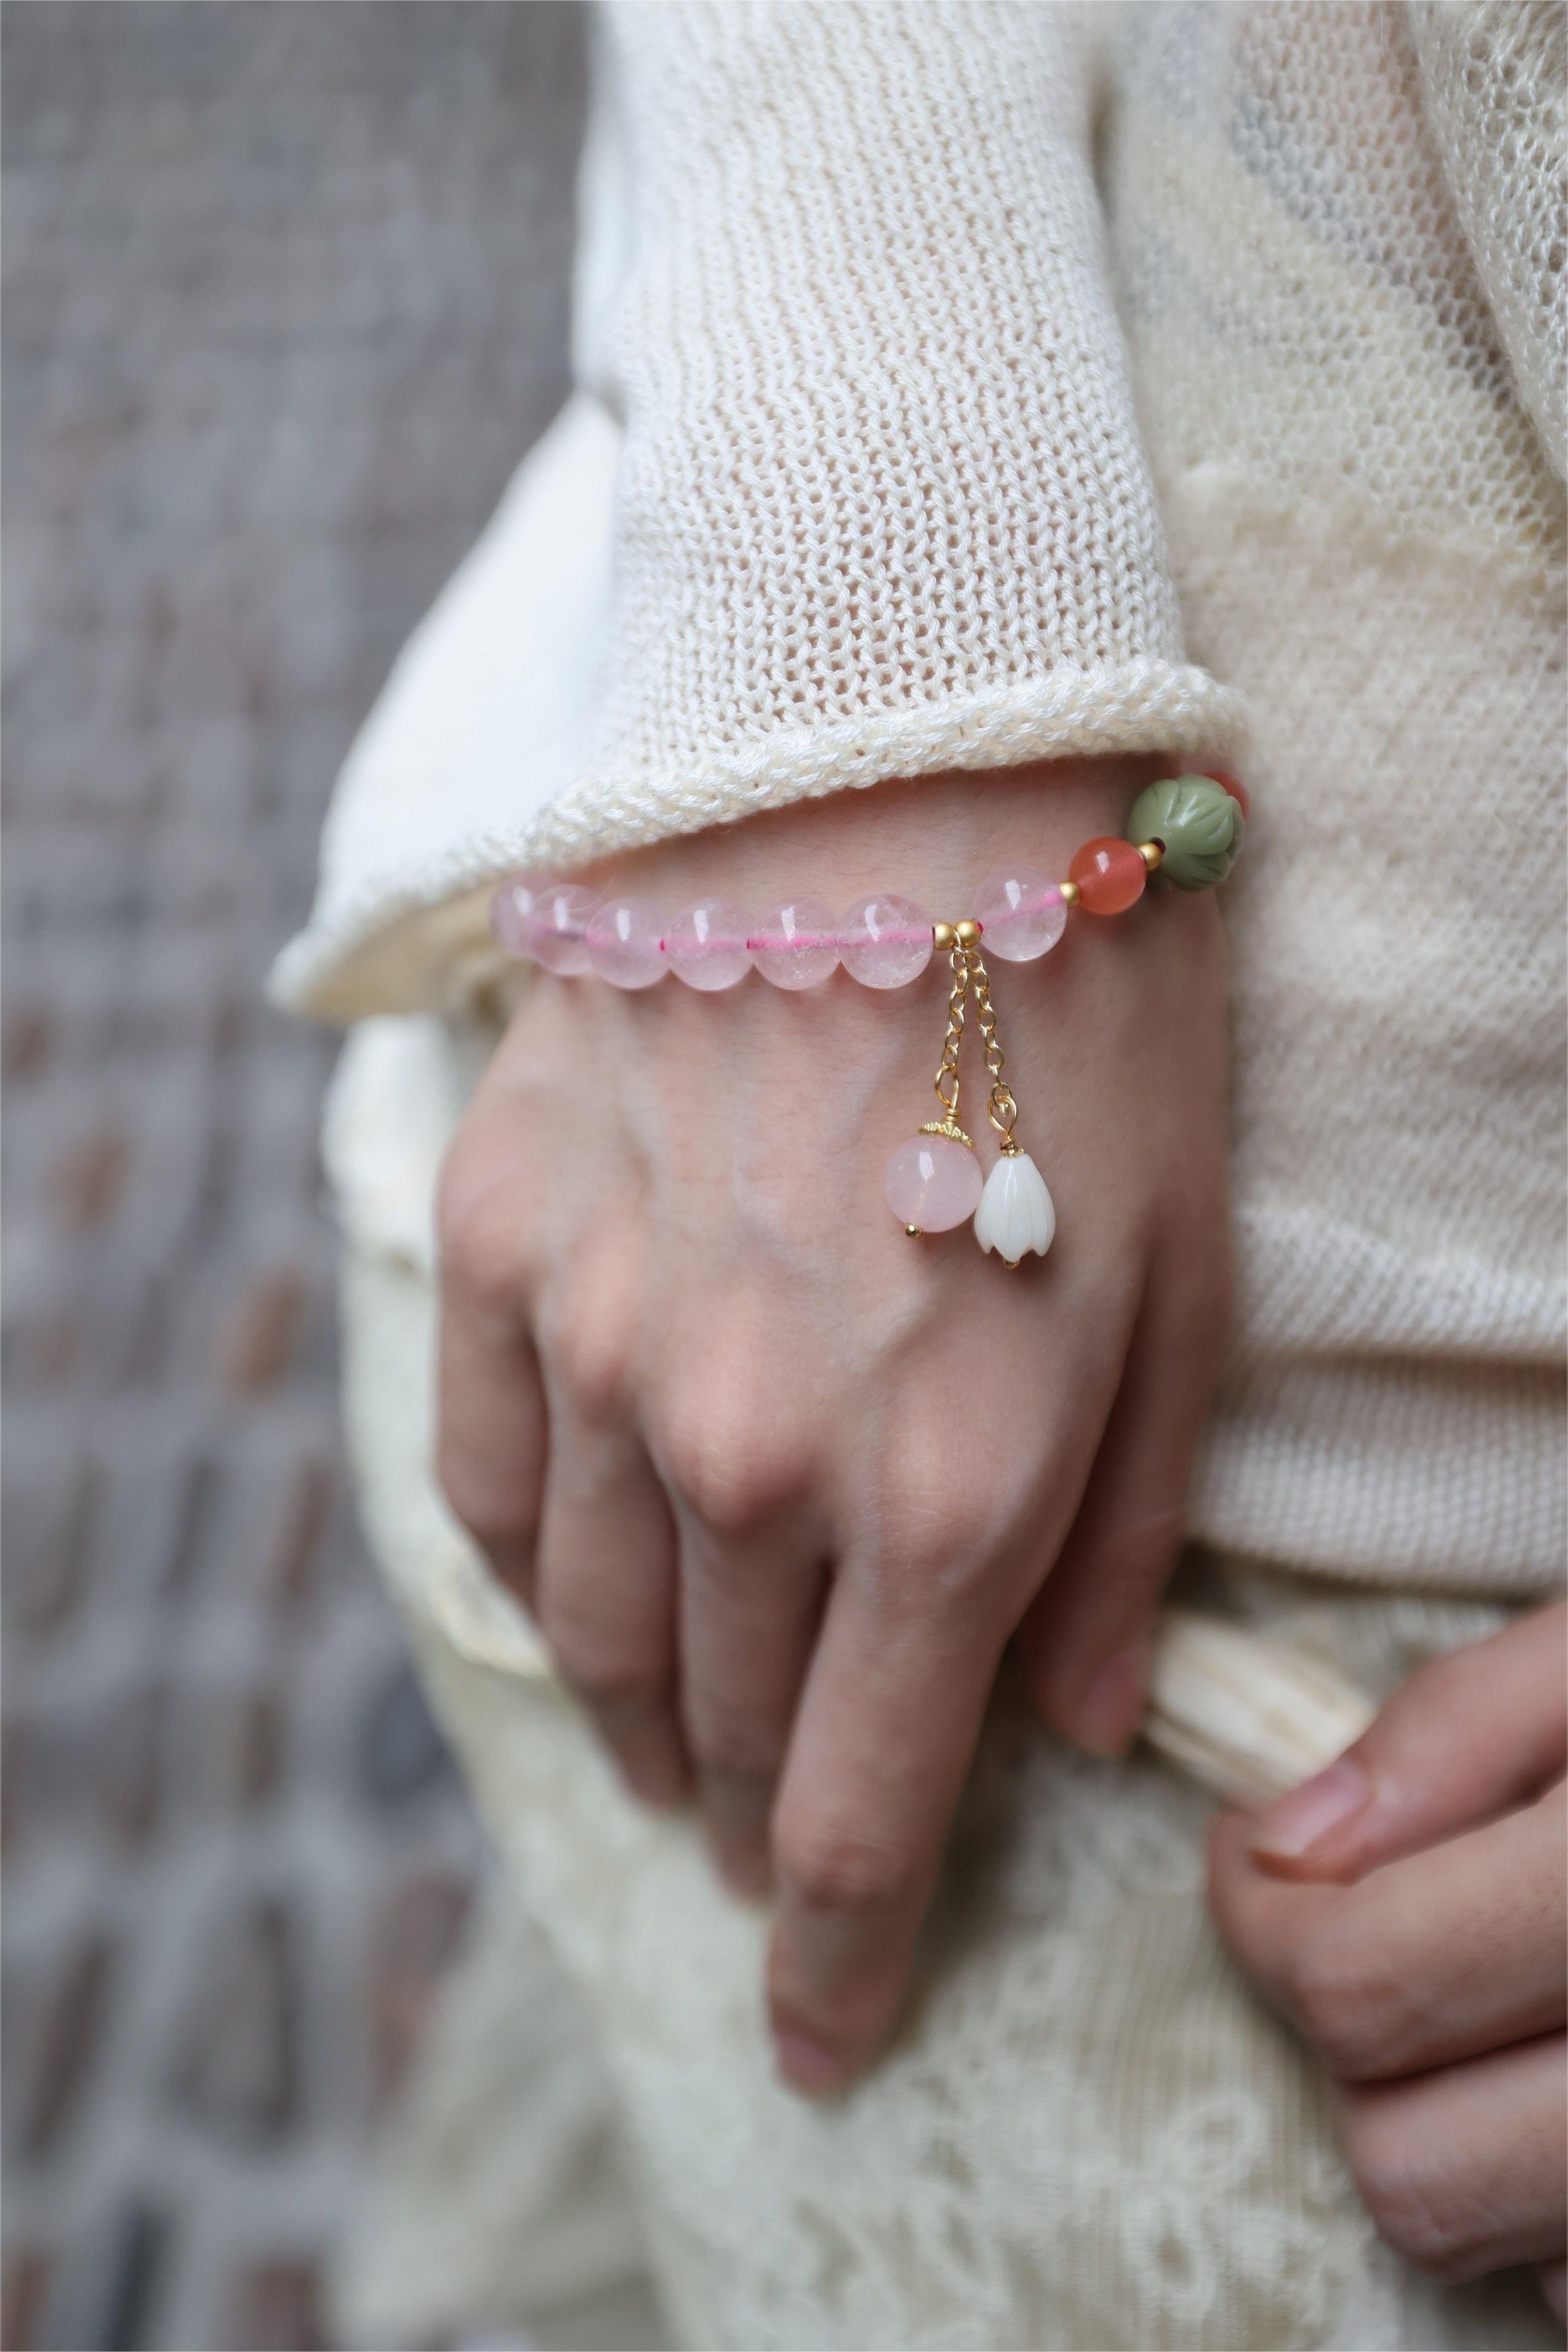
<box><xmin>883</xmin><ymin>1132</ymin><xmax>983</xmax><ymax>1233</ymax></box>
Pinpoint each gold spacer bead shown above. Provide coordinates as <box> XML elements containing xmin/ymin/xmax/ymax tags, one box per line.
<box><xmin>932</xmin><ymin>919</ymin><xmax>956</xmax><ymax>952</ymax></box>
<box><xmin>1059</xmin><ymin>879</ymin><xmax>1081</xmax><ymax>908</ymax></box>
<box><xmin>905</xmin><ymin>1224</ymin><xmax>922</xmax><ymax>1239</ymax></box>
<box><xmin>1137</xmin><ymin>839</ymin><xmax>1164</xmax><ymax>871</ymax></box>
<box><xmin>955</xmin><ymin>917</ymin><xmax>981</xmax><ymax>948</ymax></box>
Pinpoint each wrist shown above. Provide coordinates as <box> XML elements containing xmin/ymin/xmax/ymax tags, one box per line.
<box><xmin>491</xmin><ymin>754</ymin><xmax>1238</xmax><ymax>1268</ymax></box>
<box><xmin>574</xmin><ymin>757</ymin><xmax>1172</xmax><ymax>912</ymax></box>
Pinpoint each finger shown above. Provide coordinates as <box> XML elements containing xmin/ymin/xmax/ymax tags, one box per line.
<box><xmin>435</xmin><ymin>1283</ymin><xmax>548</xmax><ymax>1612</ymax></box>
<box><xmin>1335</xmin><ymin>2034</ymin><xmax>1567</xmax><ymax>2284</ymax></box>
<box><xmin>761</xmin><ymin>1318</ymin><xmax>1130</xmax><ymax>2097</ymax></box>
<box><xmin>676</xmin><ymin>1511</ymin><xmax>828</xmax><ymax>1897</ymax></box>
<box><xmin>1015</xmin><ymin>1244</ymin><xmax>1229</xmax><ymax>1757</ymax></box>
<box><xmin>535</xmin><ymin>1397</ymin><xmax>688</xmax><ymax>1807</ymax></box>
<box><xmin>1249</xmin><ymin>1600</ymin><xmax>1567</xmax><ymax>1880</ymax></box>
<box><xmin>1538</xmin><ymin>2259</ymin><xmax>1567</xmax><ymax>2322</ymax></box>
<box><xmin>1209</xmin><ymin>1788</ymin><xmax>1567</xmax><ymax>2081</ymax></box>
<box><xmin>638</xmin><ymin>1293</ymin><xmax>831</xmax><ymax>1892</ymax></box>
<box><xmin>765</xmin><ymin>1574</ymin><xmax>1011</xmax><ymax>2096</ymax></box>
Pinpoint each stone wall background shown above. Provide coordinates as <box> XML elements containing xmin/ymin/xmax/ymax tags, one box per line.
<box><xmin>3</xmin><ymin>9</ymin><xmax>585</xmax><ymax>2346</ymax></box>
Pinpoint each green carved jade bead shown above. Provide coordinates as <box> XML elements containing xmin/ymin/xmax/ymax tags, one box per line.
<box><xmin>1126</xmin><ymin>775</ymin><xmax>1245</xmax><ymax>891</ymax></box>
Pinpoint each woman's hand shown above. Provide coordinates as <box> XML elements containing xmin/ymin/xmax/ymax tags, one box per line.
<box><xmin>1210</xmin><ymin>1602</ymin><xmax>1567</xmax><ymax>2309</ymax></box>
<box><xmin>435</xmin><ymin>760</ymin><xmax>1231</xmax><ymax>2094</ymax></box>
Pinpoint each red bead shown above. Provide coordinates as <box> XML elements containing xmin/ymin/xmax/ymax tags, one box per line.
<box><xmin>1068</xmin><ymin>837</ymin><xmax>1147</xmax><ymax>916</ymax></box>
<box><xmin>1206</xmin><ymin>769</ymin><xmax>1251</xmax><ymax>821</ymax></box>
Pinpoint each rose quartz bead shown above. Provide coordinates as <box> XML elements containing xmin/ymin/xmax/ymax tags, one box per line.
<box><xmin>750</xmin><ymin>897</ymin><xmax>840</xmax><ymax>990</ymax></box>
<box><xmin>839</xmin><ymin>893</ymin><xmax>933</xmax><ymax>988</ymax></box>
<box><xmin>973</xmin><ymin>867</ymin><xmax>1068</xmax><ymax>962</ymax></box>
<box><xmin>883</xmin><ymin>1132</ymin><xmax>983</xmax><ymax>1231</ymax></box>
<box><xmin>523</xmin><ymin>883</ymin><xmax>598</xmax><ymax>974</ymax></box>
<box><xmin>666</xmin><ymin>899</ymin><xmax>754</xmax><ymax>990</ymax></box>
<box><xmin>1068</xmin><ymin>838</ymin><xmax>1146</xmax><ymax>916</ymax></box>
<box><xmin>489</xmin><ymin>877</ymin><xmax>538</xmax><ymax>960</ymax></box>
<box><xmin>585</xmin><ymin>896</ymin><xmax>667</xmax><ymax>990</ymax></box>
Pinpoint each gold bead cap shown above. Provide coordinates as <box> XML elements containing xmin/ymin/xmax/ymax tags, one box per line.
<box><xmin>932</xmin><ymin>916</ymin><xmax>981</xmax><ymax>950</ymax></box>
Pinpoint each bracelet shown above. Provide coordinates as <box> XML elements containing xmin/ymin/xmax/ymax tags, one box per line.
<box><xmin>490</xmin><ymin>772</ymin><xmax>1247</xmax><ymax>1268</ymax></box>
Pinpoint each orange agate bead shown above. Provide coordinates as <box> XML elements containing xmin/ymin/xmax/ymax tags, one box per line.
<box><xmin>1068</xmin><ymin>836</ymin><xmax>1146</xmax><ymax>915</ymax></box>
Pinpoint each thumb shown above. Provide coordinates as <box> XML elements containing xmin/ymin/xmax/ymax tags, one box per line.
<box><xmin>1250</xmin><ymin>1599</ymin><xmax>1567</xmax><ymax>1882</ymax></box>
<box><xmin>1017</xmin><ymin>1253</ymin><xmax>1227</xmax><ymax>1758</ymax></box>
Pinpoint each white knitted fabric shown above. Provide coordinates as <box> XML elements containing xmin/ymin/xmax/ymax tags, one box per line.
<box><xmin>1099</xmin><ymin>0</ymin><xmax>1565</xmax><ymax>1589</ymax></box>
<box><xmin>1408</xmin><ymin>0</ymin><xmax>1567</xmax><ymax>475</ymax></box>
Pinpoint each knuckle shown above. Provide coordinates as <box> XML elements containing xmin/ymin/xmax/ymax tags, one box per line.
<box><xmin>858</xmin><ymin>1383</ymin><xmax>1029</xmax><ymax>1614</ymax></box>
<box><xmin>656</xmin><ymin>1373</ymin><xmax>807</xmax><ymax>1536</ymax></box>
<box><xmin>1342</xmin><ymin>2102</ymin><xmax>1478</xmax><ymax>2280</ymax></box>
<box><xmin>774</xmin><ymin>1809</ymin><xmax>919</xmax><ymax>1917</ymax></box>
<box><xmin>867</xmin><ymin>1473</ymin><xmax>992</xmax><ymax>1615</ymax></box>
<box><xmin>540</xmin><ymin>1273</ymin><xmax>639</xmax><ymax>1427</ymax></box>
<box><xmin>1288</xmin><ymin>1921</ymin><xmax>1402</xmax><ymax>2080</ymax></box>
<box><xmin>436</xmin><ymin>1155</ymin><xmax>518</xmax><ymax>1317</ymax></box>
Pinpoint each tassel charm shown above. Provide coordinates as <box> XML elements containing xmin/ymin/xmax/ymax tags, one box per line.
<box><xmin>884</xmin><ymin>919</ymin><xmax>1055</xmax><ymax>1262</ymax></box>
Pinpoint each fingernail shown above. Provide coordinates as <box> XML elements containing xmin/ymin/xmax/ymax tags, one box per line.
<box><xmin>1073</xmin><ymin>1635</ymin><xmax>1153</xmax><ymax>1759</ymax></box>
<box><xmin>1251</xmin><ymin>1759</ymin><xmax>1369</xmax><ymax>1862</ymax></box>
<box><xmin>772</xmin><ymin>2029</ymin><xmax>847</xmax><ymax>2099</ymax></box>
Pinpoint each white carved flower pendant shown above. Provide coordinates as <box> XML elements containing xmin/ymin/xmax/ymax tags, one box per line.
<box><xmin>973</xmin><ymin>1150</ymin><xmax>1055</xmax><ymax>1265</ymax></box>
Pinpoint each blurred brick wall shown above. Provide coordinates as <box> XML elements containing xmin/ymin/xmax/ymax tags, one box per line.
<box><xmin>2</xmin><ymin>8</ymin><xmax>584</xmax><ymax>2346</ymax></box>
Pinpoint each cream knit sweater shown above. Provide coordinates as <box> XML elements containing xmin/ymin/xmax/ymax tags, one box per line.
<box><xmin>275</xmin><ymin>0</ymin><xmax>1566</xmax><ymax>1596</ymax></box>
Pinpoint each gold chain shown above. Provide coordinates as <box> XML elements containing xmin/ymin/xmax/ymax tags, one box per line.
<box><xmin>932</xmin><ymin>941</ymin><xmax>970</xmax><ymax>1128</ymax></box>
<box><xmin>919</xmin><ymin>925</ymin><xmax>1024</xmax><ymax>1153</ymax></box>
<box><xmin>966</xmin><ymin>947</ymin><xmax>1021</xmax><ymax>1150</ymax></box>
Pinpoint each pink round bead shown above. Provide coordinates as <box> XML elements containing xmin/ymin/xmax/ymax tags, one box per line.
<box><xmin>839</xmin><ymin>893</ymin><xmax>933</xmax><ymax>988</ymax></box>
<box><xmin>750</xmin><ymin>897</ymin><xmax>840</xmax><ymax>990</ymax></box>
<box><xmin>883</xmin><ymin>1132</ymin><xmax>983</xmax><ymax>1231</ymax></box>
<box><xmin>523</xmin><ymin>883</ymin><xmax>597</xmax><ymax>975</ymax></box>
<box><xmin>489</xmin><ymin>877</ymin><xmax>538</xmax><ymax>960</ymax></box>
<box><xmin>973</xmin><ymin>867</ymin><xmax>1067</xmax><ymax>963</ymax></box>
<box><xmin>584</xmin><ymin>896</ymin><xmax>667</xmax><ymax>990</ymax></box>
<box><xmin>666</xmin><ymin>899</ymin><xmax>754</xmax><ymax>990</ymax></box>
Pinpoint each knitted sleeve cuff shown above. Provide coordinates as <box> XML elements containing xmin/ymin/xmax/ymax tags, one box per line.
<box><xmin>274</xmin><ymin>3</ymin><xmax>1246</xmax><ymax>1021</ymax></box>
